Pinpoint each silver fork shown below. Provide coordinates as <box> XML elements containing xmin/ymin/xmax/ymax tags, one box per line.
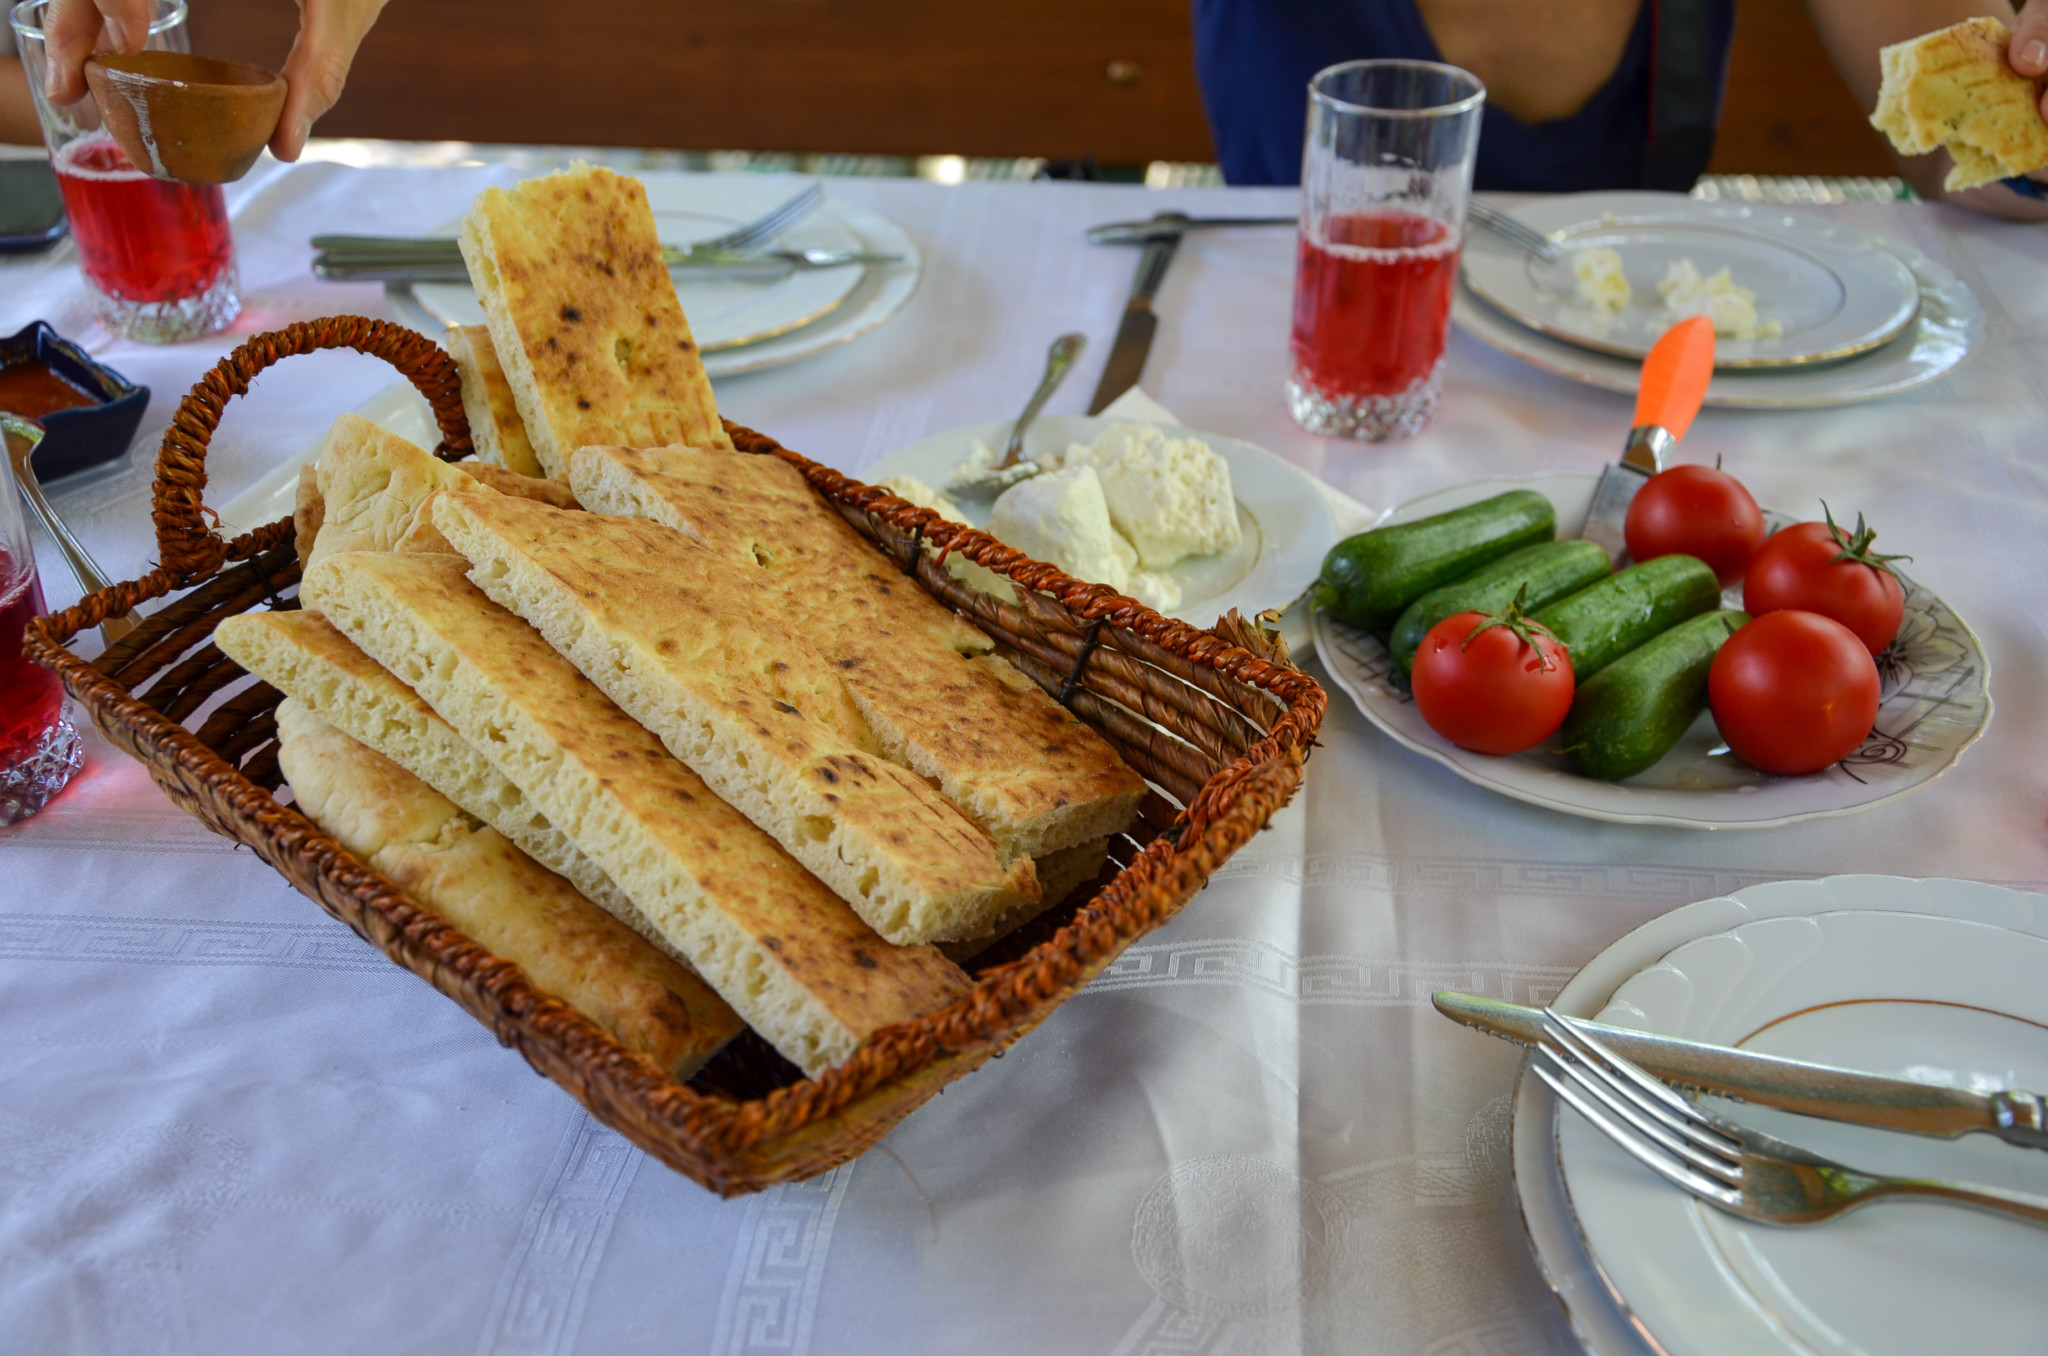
<box><xmin>307</xmin><ymin>181</ymin><xmax>826</xmax><ymax>267</ymax></box>
<box><xmin>1466</xmin><ymin>200</ymin><xmax>1561</xmax><ymax>263</ymax></box>
<box><xmin>1533</xmin><ymin>1008</ymin><xmax>2048</xmax><ymax>1230</ymax></box>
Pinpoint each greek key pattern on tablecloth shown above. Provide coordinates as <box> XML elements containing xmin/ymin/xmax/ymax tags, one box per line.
<box><xmin>474</xmin><ymin>1114</ymin><xmax>642</xmax><ymax>1356</ymax></box>
<box><xmin>706</xmin><ymin>1163</ymin><xmax>856</xmax><ymax>1356</ymax></box>
<box><xmin>0</xmin><ymin>913</ymin><xmax>390</xmax><ymax>973</ymax></box>
<box><xmin>1086</xmin><ymin>938</ymin><xmax>1573</xmax><ymax>1009</ymax></box>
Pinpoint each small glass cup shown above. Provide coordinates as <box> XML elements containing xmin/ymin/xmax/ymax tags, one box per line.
<box><xmin>10</xmin><ymin>0</ymin><xmax>241</xmax><ymax>343</ymax></box>
<box><xmin>1287</xmin><ymin>60</ymin><xmax>1484</xmax><ymax>442</ymax></box>
<box><xmin>0</xmin><ymin>424</ymin><xmax>82</xmax><ymax>826</ymax></box>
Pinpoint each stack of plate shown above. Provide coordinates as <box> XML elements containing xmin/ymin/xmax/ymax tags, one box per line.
<box><xmin>388</xmin><ymin>178</ymin><xmax>922</xmax><ymax>378</ymax></box>
<box><xmin>1455</xmin><ymin>192</ymin><xmax>1984</xmax><ymax>407</ymax></box>
<box><xmin>1521</xmin><ymin>875</ymin><xmax>2048</xmax><ymax>1354</ymax></box>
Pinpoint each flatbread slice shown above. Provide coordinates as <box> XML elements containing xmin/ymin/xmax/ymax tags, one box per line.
<box><xmin>214</xmin><ymin>608</ymin><xmax>666</xmax><ymax>956</ymax></box>
<box><xmin>275</xmin><ymin>699</ymin><xmax>740</xmax><ymax>1078</ymax></box>
<box><xmin>430</xmin><ymin>491</ymin><xmax>1041</xmax><ymax>946</ymax></box>
<box><xmin>445</xmin><ymin>323</ymin><xmax>545</xmax><ymax>478</ymax></box>
<box><xmin>457</xmin><ymin>164</ymin><xmax>732</xmax><ymax>478</ymax></box>
<box><xmin>300</xmin><ymin>413</ymin><xmax>577</xmax><ymax>570</ymax></box>
<box><xmin>300</xmin><ymin>550</ymin><xmax>971</xmax><ymax>1076</ymax></box>
<box><xmin>572</xmin><ymin>444</ymin><xmax>1147</xmax><ymax>859</ymax></box>
<box><xmin>1872</xmin><ymin>17</ymin><xmax>2048</xmax><ymax>191</ymax></box>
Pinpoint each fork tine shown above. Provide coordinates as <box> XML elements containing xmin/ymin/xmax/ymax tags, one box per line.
<box><xmin>1536</xmin><ymin>1040</ymin><xmax>1744</xmax><ymax>1186</ymax></box>
<box><xmin>1545</xmin><ymin>1014</ymin><xmax>1744</xmax><ymax>1164</ymax></box>
<box><xmin>1550</xmin><ymin>1012</ymin><xmax>1738</xmax><ymax>1135</ymax></box>
<box><xmin>1533</xmin><ymin>1053</ymin><xmax>1744</xmax><ymax>1204</ymax></box>
<box><xmin>715</xmin><ymin>183</ymin><xmax>822</xmax><ymax>252</ymax></box>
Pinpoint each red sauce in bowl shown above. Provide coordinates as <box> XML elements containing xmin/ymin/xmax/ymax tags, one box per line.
<box><xmin>0</xmin><ymin>361</ymin><xmax>99</xmax><ymax>420</ymax></box>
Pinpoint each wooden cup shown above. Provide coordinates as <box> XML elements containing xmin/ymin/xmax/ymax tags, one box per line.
<box><xmin>84</xmin><ymin>51</ymin><xmax>287</xmax><ymax>185</ymax></box>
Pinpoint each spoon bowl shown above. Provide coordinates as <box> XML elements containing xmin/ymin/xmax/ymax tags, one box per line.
<box><xmin>84</xmin><ymin>50</ymin><xmax>285</xmax><ymax>184</ymax></box>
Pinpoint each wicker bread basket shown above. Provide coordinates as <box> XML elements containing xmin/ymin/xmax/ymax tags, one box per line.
<box><xmin>26</xmin><ymin>319</ymin><xmax>1326</xmax><ymax>1197</ymax></box>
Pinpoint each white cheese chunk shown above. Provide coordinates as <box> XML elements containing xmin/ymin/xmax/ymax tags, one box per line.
<box><xmin>1657</xmin><ymin>257</ymin><xmax>1784</xmax><ymax>341</ymax></box>
<box><xmin>1571</xmin><ymin>247</ymin><xmax>1632</xmax><ymax>313</ymax></box>
<box><xmin>988</xmin><ymin>465</ymin><xmax>1180</xmax><ymax>612</ymax></box>
<box><xmin>1050</xmin><ymin>423</ymin><xmax>1240</xmax><ymax>570</ymax></box>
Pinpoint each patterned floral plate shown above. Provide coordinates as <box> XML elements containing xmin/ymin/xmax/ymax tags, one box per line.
<box><xmin>1311</xmin><ymin>473</ymin><xmax>1991</xmax><ymax>829</ymax></box>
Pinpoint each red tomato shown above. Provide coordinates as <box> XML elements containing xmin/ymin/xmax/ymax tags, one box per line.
<box><xmin>1412</xmin><ymin>609</ymin><xmax>1575</xmax><ymax>755</ymax></box>
<box><xmin>1624</xmin><ymin>463</ymin><xmax>1766</xmax><ymax>586</ymax></box>
<box><xmin>1743</xmin><ymin>509</ymin><xmax>1907</xmax><ymax>654</ymax></box>
<box><xmin>1709</xmin><ymin>610</ymin><xmax>1880</xmax><ymax>775</ymax></box>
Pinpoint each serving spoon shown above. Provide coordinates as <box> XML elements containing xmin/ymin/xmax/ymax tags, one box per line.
<box><xmin>951</xmin><ymin>332</ymin><xmax>1087</xmax><ymax>496</ymax></box>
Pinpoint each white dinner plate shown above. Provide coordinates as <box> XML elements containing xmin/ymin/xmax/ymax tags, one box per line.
<box><xmin>1462</xmin><ymin>194</ymin><xmax>1922</xmax><ymax>367</ymax></box>
<box><xmin>863</xmin><ymin>415</ymin><xmax>1338</xmax><ymax>634</ymax></box>
<box><xmin>1511</xmin><ymin>875</ymin><xmax>2048</xmax><ymax>1356</ymax></box>
<box><xmin>1455</xmin><ymin>208</ymin><xmax>1982</xmax><ymax>410</ymax></box>
<box><xmin>387</xmin><ymin>178</ymin><xmax>922</xmax><ymax>379</ymax></box>
<box><xmin>1554</xmin><ymin>887</ymin><xmax>2048</xmax><ymax>1355</ymax></box>
<box><xmin>1311</xmin><ymin>473</ymin><xmax>1992</xmax><ymax>829</ymax></box>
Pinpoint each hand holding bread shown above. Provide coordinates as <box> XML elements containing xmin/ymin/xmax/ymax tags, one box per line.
<box><xmin>1871</xmin><ymin>15</ymin><xmax>2048</xmax><ymax>192</ymax></box>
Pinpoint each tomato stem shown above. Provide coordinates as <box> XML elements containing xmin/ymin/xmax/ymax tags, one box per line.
<box><xmin>1819</xmin><ymin>502</ymin><xmax>1910</xmax><ymax>579</ymax></box>
<box><xmin>1461</xmin><ymin>583</ymin><xmax>1567</xmax><ymax>671</ymax></box>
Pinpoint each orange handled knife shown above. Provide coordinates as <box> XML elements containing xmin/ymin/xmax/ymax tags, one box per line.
<box><xmin>1579</xmin><ymin>315</ymin><xmax>1717</xmax><ymax>562</ymax></box>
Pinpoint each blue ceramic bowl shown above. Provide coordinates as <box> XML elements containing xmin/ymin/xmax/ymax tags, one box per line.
<box><xmin>0</xmin><ymin>321</ymin><xmax>150</xmax><ymax>481</ymax></box>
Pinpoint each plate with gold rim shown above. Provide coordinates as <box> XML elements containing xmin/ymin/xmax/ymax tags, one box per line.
<box><xmin>1461</xmin><ymin>192</ymin><xmax>1922</xmax><ymax>368</ymax></box>
<box><xmin>1546</xmin><ymin>878</ymin><xmax>2048</xmax><ymax>1355</ymax></box>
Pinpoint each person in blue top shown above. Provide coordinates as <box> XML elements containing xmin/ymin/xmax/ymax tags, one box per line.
<box><xmin>1193</xmin><ymin>0</ymin><xmax>2048</xmax><ymax>217</ymax></box>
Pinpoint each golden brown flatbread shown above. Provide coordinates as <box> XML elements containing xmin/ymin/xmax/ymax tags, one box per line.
<box><xmin>457</xmin><ymin>165</ymin><xmax>732</xmax><ymax>478</ymax></box>
<box><xmin>572</xmin><ymin>444</ymin><xmax>1147</xmax><ymax>861</ymax></box>
<box><xmin>276</xmin><ymin>698</ymin><xmax>742</xmax><ymax>1079</ymax></box>
<box><xmin>429</xmin><ymin>490</ymin><xmax>1041</xmax><ymax>946</ymax></box>
<box><xmin>445</xmin><ymin>323</ymin><xmax>545</xmax><ymax>478</ymax></box>
<box><xmin>300</xmin><ymin>549</ymin><xmax>972</xmax><ymax>1076</ymax></box>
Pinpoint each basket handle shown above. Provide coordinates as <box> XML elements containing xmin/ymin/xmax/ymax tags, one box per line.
<box><xmin>152</xmin><ymin>316</ymin><xmax>472</xmax><ymax>587</ymax></box>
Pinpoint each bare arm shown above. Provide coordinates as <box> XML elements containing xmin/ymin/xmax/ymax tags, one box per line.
<box><xmin>41</xmin><ymin>0</ymin><xmax>389</xmax><ymax>161</ymax></box>
<box><xmin>1807</xmin><ymin>0</ymin><xmax>2048</xmax><ymax>219</ymax></box>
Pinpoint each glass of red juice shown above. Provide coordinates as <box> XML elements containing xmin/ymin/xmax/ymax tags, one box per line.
<box><xmin>12</xmin><ymin>0</ymin><xmax>241</xmax><ymax>344</ymax></box>
<box><xmin>0</xmin><ymin>425</ymin><xmax>83</xmax><ymax>826</ymax></box>
<box><xmin>1288</xmin><ymin>61</ymin><xmax>1485</xmax><ymax>441</ymax></box>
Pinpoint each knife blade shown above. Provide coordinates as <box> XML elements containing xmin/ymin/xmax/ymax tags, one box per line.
<box><xmin>1433</xmin><ymin>989</ymin><xmax>2048</xmax><ymax>1151</ymax></box>
<box><xmin>1086</xmin><ymin>214</ymin><xmax>1298</xmax><ymax>244</ymax></box>
<box><xmin>1087</xmin><ymin>216</ymin><xmax>1184</xmax><ymax>415</ymax></box>
<box><xmin>1578</xmin><ymin>315</ymin><xmax>1716</xmax><ymax>563</ymax></box>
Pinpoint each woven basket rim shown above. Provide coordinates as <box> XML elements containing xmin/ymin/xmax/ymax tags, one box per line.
<box><xmin>24</xmin><ymin>317</ymin><xmax>1327</xmax><ymax>1194</ymax></box>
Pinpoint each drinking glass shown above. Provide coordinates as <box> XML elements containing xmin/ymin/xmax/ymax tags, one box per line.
<box><xmin>1287</xmin><ymin>60</ymin><xmax>1484</xmax><ymax>442</ymax></box>
<box><xmin>10</xmin><ymin>0</ymin><xmax>241</xmax><ymax>343</ymax></box>
<box><xmin>0</xmin><ymin>427</ymin><xmax>81</xmax><ymax>826</ymax></box>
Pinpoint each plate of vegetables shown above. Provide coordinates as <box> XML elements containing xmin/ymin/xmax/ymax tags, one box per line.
<box><xmin>1308</xmin><ymin>471</ymin><xmax>1991</xmax><ymax>828</ymax></box>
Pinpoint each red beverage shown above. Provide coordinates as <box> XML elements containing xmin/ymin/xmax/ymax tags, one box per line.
<box><xmin>1289</xmin><ymin>211</ymin><xmax>1459</xmax><ymax>400</ymax></box>
<box><xmin>53</xmin><ymin>133</ymin><xmax>233</xmax><ymax>304</ymax></box>
<box><xmin>0</xmin><ymin>556</ymin><xmax>63</xmax><ymax>768</ymax></box>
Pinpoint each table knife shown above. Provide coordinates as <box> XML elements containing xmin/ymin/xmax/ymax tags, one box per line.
<box><xmin>1087</xmin><ymin>214</ymin><xmax>1185</xmax><ymax>414</ymax></box>
<box><xmin>1086</xmin><ymin>214</ymin><xmax>1297</xmax><ymax>244</ymax></box>
<box><xmin>1433</xmin><ymin>989</ymin><xmax>2048</xmax><ymax>1152</ymax></box>
<box><xmin>1578</xmin><ymin>315</ymin><xmax>1715</xmax><ymax>563</ymax></box>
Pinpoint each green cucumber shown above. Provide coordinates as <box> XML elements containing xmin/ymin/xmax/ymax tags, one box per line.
<box><xmin>1561</xmin><ymin>609</ymin><xmax>1750</xmax><ymax>780</ymax></box>
<box><xmin>1388</xmin><ymin>539</ymin><xmax>1612</xmax><ymax>674</ymax></box>
<box><xmin>1310</xmin><ymin>489</ymin><xmax>1556</xmax><ymax>631</ymax></box>
<box><xmin>1532</xmin><ymin>553</ymin><xmax>1721</xmax><ymax>679</ymax></box>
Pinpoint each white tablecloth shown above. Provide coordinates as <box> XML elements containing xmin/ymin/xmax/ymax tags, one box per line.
<box><xmin>6</xmin><ymin>158</ymin><xmax>2048</xmax><ymax>1356</ymax></box>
